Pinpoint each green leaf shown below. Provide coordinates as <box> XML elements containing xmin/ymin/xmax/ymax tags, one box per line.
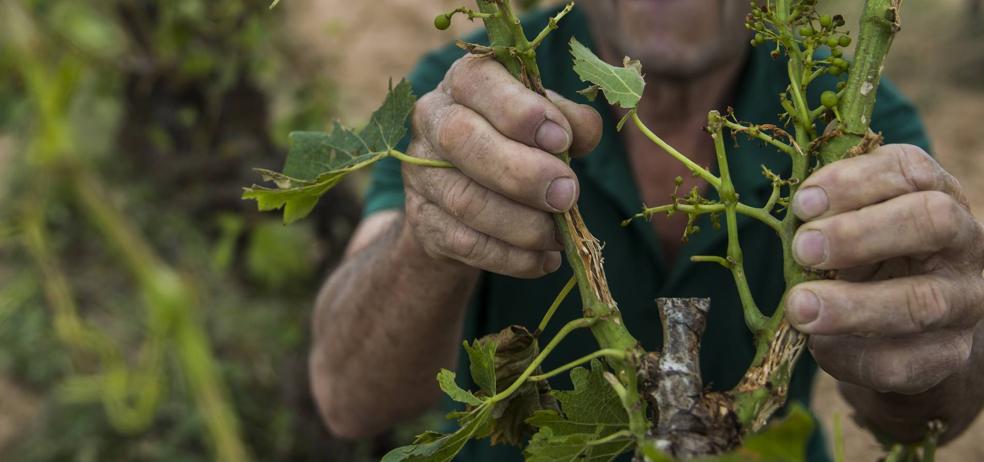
<box><xmin>381</xmin><ymin>405</ymin><xmax>494</xmax><ymax>462</ymax></box>
<box><xmin>731</xmin><ymin>404</ymin><xmax>813</xmax><ymax>461</ymax></box>
<box><xmin>285</xmin><ymin>78</ymin><xmax>414</xmax><ymax>180</ymax></box>
<box><xmin>569</xmin><ymin>38</ymin><xmax>645</xmax><ymax>109</ymax></box>
<box><xmin>639</xmin><ymin>404</ymin><xmax>814</xmax><ymax>462</ymax></box>
<box><xmin>526</xmin><ymin>427</ymin><xmax>634</xmax><ymax>462</ymax></box>
<box><xmin>463</xmin><ymin>337</ymin><xmax>497</xmax><ymax>396</ymax></box>
<box><xmin>437</xmin><ymin>369</ymin><xmax>483</xmax><ymax>406</ymax></box>
<box><xmin>524</xmin><ymin>360</ymin><xmax>631</xmax><ymax>462</ymax></box>
<box><xmin>243</xmin><ymin>79</ymin><xmax>415</xmax><ymax>223</ymax></box>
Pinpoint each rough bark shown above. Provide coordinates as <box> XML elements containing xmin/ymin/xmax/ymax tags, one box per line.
<box><xmin>640</xmin><ymin>298</ymin><xmax>740</xmax><ymax>459</ymax></box>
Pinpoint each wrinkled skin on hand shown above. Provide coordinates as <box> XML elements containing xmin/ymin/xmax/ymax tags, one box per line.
<box><xmin>401</xmin><ymin>55</ymin><xmax>602</xmax><ymax>279</ymax></box>
<box><xmin>785</xmin><ymin>144</ymin><xmax>984</xmax><ymax>439</ymax></box>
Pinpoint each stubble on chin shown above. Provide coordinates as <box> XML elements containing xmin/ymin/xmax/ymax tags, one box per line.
<box><xmin>584</xmin><ymin>0</ymin><xmax>751</xmax><ymax>80</ymax></box>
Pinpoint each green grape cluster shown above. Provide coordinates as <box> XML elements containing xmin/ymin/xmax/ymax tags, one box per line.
<box><xmin>746</xmin><ymin>0</ymin><xmax>852</xmax><ymax>76</ymax></box>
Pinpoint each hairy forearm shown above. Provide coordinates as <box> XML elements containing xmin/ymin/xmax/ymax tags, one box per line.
<box><xmin>309</xmin><ymin>215</ymin><xmax>480</xmax><ymax>437</ymax></box>
<box><xmin>840</xmin><ymin>321</ymin><xmax>984</xmax><ymax>444</ymax></box>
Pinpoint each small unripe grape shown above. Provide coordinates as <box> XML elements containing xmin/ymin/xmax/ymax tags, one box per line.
<box><xmin>833</xmin><ymin>57</ymin><xmax>848</xmax><ymax>68</ymax></box>
<box><xmin>838</xmin><ymin>35</ymin><xmax>852</xmax><ymax>47</ymax></box>
<box><xmin>820</xmin><ymin>15</ymin><xmax>833</xmax><ymax>28</ymax></box>
<box><xmin>754</xmin><ymin>33</ymin><xmax>765</xmax><ymax>45</ymax></box>
<box><xmin>798</xmin><ymin>25</ymin><xmax>814</xmax><ymax>37</ymax></box>
<box><xmin>821</xmin><ymin>90</ymin><xmax>839</xmax><ymax>109</ymax></box>
<box><xmin>826</xmin><ymin>37</ymin><xmax>840</xmax><ymax>48</ymax></box>
<box><xmin>434</xmin><ymin>13</ymin><xmax>452</xmax><ymax>30</ymax></box>
<box><xmin>832</xmin><ymin>48</ymin><xmax>843</xmax><ymax>57</ymax></box>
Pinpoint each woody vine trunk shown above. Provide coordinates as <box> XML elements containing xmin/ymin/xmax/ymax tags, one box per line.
<box><xmin>473</xmin><ymin>0</ymin><xmax>651</xmax><ymax>438</ymax></box>
<box><xmin>731</xmin><ymin>0</ymin><xmax>903</xmax><ymax>433</ymax></box>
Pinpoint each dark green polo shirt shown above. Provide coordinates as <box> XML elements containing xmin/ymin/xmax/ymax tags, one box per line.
<box><xmin>364</xmin><ymin>5</ymin><xmax>930</xmax><ymax>461</ymax></box>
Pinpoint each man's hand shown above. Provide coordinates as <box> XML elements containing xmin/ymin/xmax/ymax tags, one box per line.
<box><xmin>403</xmin><ymin>55</ymin><xmax>602</xmax><ymax>278</ymax></box>
<box><xmin>785</xmin><ymin>144</ymin><xmax>984</xmax><ymax>438</ymax></box>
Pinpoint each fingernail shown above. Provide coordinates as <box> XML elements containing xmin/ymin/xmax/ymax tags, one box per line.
<box><xmin>546</xmin><ymin>178</ymin><xmax>577</xmax><ymax>212</ymax></box>
<box><xmin>793</xmin><ymin>229</ymin><xmax>827</xmax><ymax>266</ymax></box>
<box><xmin>793</xmin><ymin>187</ymin><xmax>829</xmax><ymax>220</ymax></box>
<box><xmin>536</xmin><ymin>120</ymin><xmax>571</xmax><ymax>154</ymax></box>
<box><xmin>787</xmin><ymin>289</ymin><xmax>821</xmax><ymax>328</ymax></box>
<box><xmin>543</xmin><ymin>252</ymin><xmax>562</xmax><ymax>273</ymax></box>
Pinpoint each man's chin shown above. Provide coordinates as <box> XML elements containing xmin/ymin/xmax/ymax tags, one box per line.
<box><xmin>622</xmin><ymin>44</ymin><xmax>727</xmax><ymax>80</ymax></box>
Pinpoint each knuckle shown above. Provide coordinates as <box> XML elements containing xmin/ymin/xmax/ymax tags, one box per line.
<box><xmin>903</xmin><ymin>279</ymin><xmax>949</xmax><ymax>332</ymax></box>
<box><xmin>447</xmin><ymin>225</ymin><xmax>485</xmax><ymax>261</ymax></box>
<box><xmin>412</xmin><ymin>91</ymin><xmax>440</xmax><ymax>134</ymax></box>
<box><xmin>444</xmin><ymin>177</ymin><xmax>490</xmax><ymax>223</ymax></box>
<box><xmin>917</xmin><ymin>191</ymin><xmax>961</xmax><ymax>245</ymax></box>
<box><xmin>506</xmin><ymin>250</ymin><xmax>544</xmax><ymax>278</ymax></box>
<box><xmin>503</xmin><ymin>88</ymin><xmax>548</xmax><ymax>137</ymax></box>
<box><xmin>519</xmin><ymin>219</ymin><xmax>556</xmax><ymax>250</ymax></box>
<box><xmin>894</xmin><ymin>144</ymin><xmax>942</xmax><ymax>191</ymax></box>
<box><xmin>868</xmin><ymin>358</ymin><xmax>916</xmax><ymax>393</ymax></box>
<box><xmin>435</xmin><ymin>105</ymin><xmax>475</xmax><ymax>155</ymax></box>
<box><xmin>444</xmin><ymin>56</ymin><xmax>479</xmax><ymax>94</ymax></box>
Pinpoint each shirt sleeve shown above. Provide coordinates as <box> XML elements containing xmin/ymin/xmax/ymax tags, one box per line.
<box><xmin>362</xmin><ymin>44</ymin><xmax>468</xmax><ymax>217</ymax></box>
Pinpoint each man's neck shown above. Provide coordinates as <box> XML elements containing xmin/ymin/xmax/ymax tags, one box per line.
<box><xmin>634</xmin><ymin>57</ymin><xmax>746</xmax><ymax>129</ymax></box>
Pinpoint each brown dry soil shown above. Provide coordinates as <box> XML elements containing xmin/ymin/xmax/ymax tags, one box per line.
<box><xmin>289</xmin><ymin>0</ymin><xmax>984</xmax><ymax>460</ymax></box>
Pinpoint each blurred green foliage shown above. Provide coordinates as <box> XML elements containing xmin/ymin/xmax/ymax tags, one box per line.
<box><xmin>0</xmin><ymin>0</ymin><xmax>373</xmax><ymax>460</ymax></box>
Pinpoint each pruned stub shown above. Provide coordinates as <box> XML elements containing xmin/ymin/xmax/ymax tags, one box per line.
<box><xmin>638</xmin><ymin>298</ymin><xmax>741</xmax><ymax>459</ymax></box>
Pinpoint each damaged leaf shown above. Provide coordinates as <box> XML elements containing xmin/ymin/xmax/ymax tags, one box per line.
<box><xmin>570</xmin><ymin>38</ymin><xmax>645</xmax><ymax>109</ymax></box>
<box><xmin>243</xmin><ymin>79</ymin><xmax>415</xmax><ymax>224</ymax></box>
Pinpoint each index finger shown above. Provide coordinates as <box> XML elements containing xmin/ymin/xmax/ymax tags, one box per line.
<box><xmin>442</xmin><ymin>56</ymin><xmax>574</xmax><ymax>154</ymax></box>
<box><xmin>792</xmin><ymin>144</ymin><xmax>967</xmax><ymax>221</ymax></box>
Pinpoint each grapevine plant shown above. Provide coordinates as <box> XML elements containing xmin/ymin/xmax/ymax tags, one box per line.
<box><xmin>245</xmin><ymin>0</ymin><xmax>942</xmax><ymax>460</ymax></box>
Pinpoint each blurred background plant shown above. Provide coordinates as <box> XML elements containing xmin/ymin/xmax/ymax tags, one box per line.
<box><xmin>0</xmin><ymin>0</ymin><xmax>981</xmax><ymax>461</ymax></box>
<box><xmin>0</xmin><ymin>0</ymin><xmax>370</xmax><ymax>460</ymax></box>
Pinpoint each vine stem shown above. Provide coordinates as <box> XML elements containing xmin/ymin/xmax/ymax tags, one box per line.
<box><xmin>709</xmin><ymin>112</ymin><xmax>767</xmax><ymax>335</ymax></box>
<box><xmin>730</xmin><ymin>0</ymin><xmax>903</xmax><ymax>433</ymax></box>
<box><xmin>537</xmin><ymin>275</ymin><xmax>577</xmax><ymax>333</ymax></box>
<box><xmin>528</xmin><ymin>349</ymin><xmax>628</xmax><ymax>382</ymax></box>
<box><xmin>388</xmin><ymin>149</ymin><xmax>454</xmax><ymax>168</ymax></box>
<box><xmin>819</xmin><ymin>0</ymin><xmax>902</xmax><ymax>164</ymax></box>
<box><xmin>720</xmin><ymin>119</ymin><xmax>799</xmax><ymax>157</ymax></box>
<box><xmin>623</xmin><ymin>202</ymin><xmax>780</xmax><ymax>233</ymax></box>
<box><xmin>474</xmin><ymin>0</ymin><xmax>649</xmax><ymax>440</ymax></box>
<box><xmin>587</xmin><ymin>430</ymin><xmax>634</xmax><ymax>446</ymax></box>
<box><xmin>631</xmin><ymin>112</ymin><xmax>721</xmax><ymax>188</ymax></box>
<box><xmin>490</xmin><ymin>317</ymin><xmax>595</xmax><ymax>403</ymax></box>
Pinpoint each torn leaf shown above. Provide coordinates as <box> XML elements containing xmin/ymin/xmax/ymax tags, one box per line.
<box><xmin>570</xmin><ymin>38</ymin><xmax>645</xmax><ymax>109</ymax></box>
<box><xmin>243</xmin><ymin>79</ymin><xmax>415</xmax><ymax>224</ymax></box>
